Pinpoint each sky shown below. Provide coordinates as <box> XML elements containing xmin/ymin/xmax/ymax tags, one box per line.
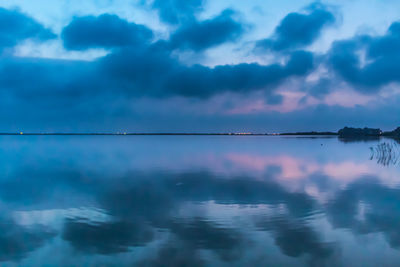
<box><xmin>0</xmin><ymin>0</ymin><xmax>400</xmax><ymax>132</ymax></box>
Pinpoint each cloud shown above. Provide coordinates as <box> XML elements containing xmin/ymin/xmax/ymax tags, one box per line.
<box><xmin>2</xmin><ymin>6</ymin><xmax>400</xmax><ymax>132</ymax></box>
<box><xmin>328</xmin><ymin>21</ymin><xmax>400</xmax><ymax>91</ymax></box>
<box><xmin>0</xmin><ymin>6</ymin><xmax>316</xmax><ymax>132</ymax></box>
<box><xmin>0</xmin><ymin>7</ymin><xmax>55</xmax><ymax>52</ymax></box>
<box><xmin>0</xmin><ymin>11</ymin><xmax>314</xmax><ymax>106</ymax></box>
<box><xmin>303</xmin><ymin>78</ymin><xmax>335</xmax><ymax>99</ymax></box>
<box><xmin>0</xmin><ymin>57</ymin><xmax>92</xmax><ymax>95</ymax></box>
<box><xmin>62</xmin><ymin>14</ymin><xmax>153</xmax><ymax>50</ymax></box>
<box><xmin>169</xmin><ymin>9</ymin><xmax>244</xmax><ymax>51</ymax></box>
<box><xmin>163</xmin><ymin>50</ymin><xmax>313</xmax><ymax>98</ymax></box>
<box><xmin>256</xmin><ymin>3</ymin><xmax>335</xmax><ymax>51</ymax></box>
<box><xmin>152</xmin><ymin>0</ymin><xmax>204</xmax><ymax>25</ymax></box>
<box><xmin>101</xmin><ymin>45</ymin><xmax>314</xmax><ymax>98</ymax></box>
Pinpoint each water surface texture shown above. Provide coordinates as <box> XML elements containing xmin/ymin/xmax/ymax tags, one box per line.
<box><xmin>0</xmin><ymin>136</ymin><xmax>399</xmax><ymax>266</ymax></box>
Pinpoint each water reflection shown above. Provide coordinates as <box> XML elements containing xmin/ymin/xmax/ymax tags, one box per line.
<box><xmin>0</xmin><ymin>217</ymin><xmax>55</xmax><ymax>262</ymax></box>
<box><xmin>0</xmin><ymin>136</ymin><xmax>399</xmax><ymax>266</ymax></box>
<box><xmin>338</xmin><ymin>136</ymin><xmax>381</xmax><ymax>143</ymax></box>
<box><xmin>256</xmin><ymin>216</ymin><xmax>334</xmax><ymax>262</ymax></box>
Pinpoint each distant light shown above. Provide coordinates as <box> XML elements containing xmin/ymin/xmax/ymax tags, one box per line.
<box><xmin>20</xmin><ymin>132</ymin><xmax>23</xmax><ymax>135</ymax></box>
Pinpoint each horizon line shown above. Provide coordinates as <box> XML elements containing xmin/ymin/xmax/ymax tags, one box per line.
<box><xmin>0</xmin><ymin>132</ymin><xmax>338</xmax><ymax>136</ymax></box>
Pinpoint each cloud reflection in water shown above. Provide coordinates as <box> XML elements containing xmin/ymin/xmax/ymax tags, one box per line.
<box><xmin>0</xmin><ymin>136</ymin><xmax>398</xmax><ymax>266</ymax></box>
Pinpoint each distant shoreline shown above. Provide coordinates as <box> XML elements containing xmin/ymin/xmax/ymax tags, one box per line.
<box><xmin>0</xmin><ymin>127</ymin><xmax>397</xmax><ymax>137</ymax></box>
<box><xmin>0</xmin><ymin>133</ymin><xmax>275</xmax><ymax>136</ymax></box>
<box><xmin>0</xmin><ymin>132</ymin><xmax>334</xmax><ymax>136</ymax></box>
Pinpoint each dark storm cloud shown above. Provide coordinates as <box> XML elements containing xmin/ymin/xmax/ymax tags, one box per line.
<box><xmin>0</xmin><ymin>44</ymin><xmax>313</xmax><ymax>102</ymax></box>
<box><xmin>0</xmin><ymin>5</ymin><xmax>318</xmax><ymax>126</ymax></box>
<box><xmin>169</xmin><ymin>9</ymin><xmax>244</xmax><ymax>51</ymax></box>
<box><xmin>2</xmin><ymin>6</ymin><xmax>400</xmax><ymax>132</ymax></box>
<box><xmin>328</xmin><ymin>21</ymin><xmax>400</xmax><ymax>91</ymax></box>
<box><xmin>62</xmin><ymin>14</ymin><xmax>153</xmax><ymax>50</ymax></box>
<box><xmin>152</xmin><ymin>0</ymin><xmax>204</xmax><ymax>24</ymax></box>
<box><xmin>101</xmin><ymin>46</ymin><xmax>314</xmax><ymax>98</ymax></box>
<box><xmin>303</xmin><ymin>78</ymin><xmax>335</xmax><ymax>99</ymax></box>
<box><xmin>0</xmin><ymin>57</ymin><xmax>97</xmax><ymax>99</ymax></box>
<box><xmin>0</xmin><ymin>7</ymin><xmax>55</xmax><ymax>51</ymax></box>
<box><xmin>257</xmin><ymin>3</ymin><xmax>335</xmax><ymax>51</ymax></box>
<box><xmin>0</xmin><ymin>4</ymin><xmax>315</xmax><ymax>103</ymax></box>
<box><xmin>166</xmin><ymin>49</ymin><xmax>313</xmax><ymax>98</ymax></box>
<box><xmin>163</xmin><ymin>53</ymin><xmax>311</xmax><ymax>97</ymax></box>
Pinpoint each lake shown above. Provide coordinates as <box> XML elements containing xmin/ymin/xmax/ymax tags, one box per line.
<box><xmin>0</xmin><ymin>135</ymin><xmax>399</xmax><ymax>266</ymax></box>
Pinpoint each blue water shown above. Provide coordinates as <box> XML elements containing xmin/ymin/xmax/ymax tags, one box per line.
<box><xmin>0</xmin><ymin>136</ymin><xmax>398</xmax><ymax>266</ymax></box>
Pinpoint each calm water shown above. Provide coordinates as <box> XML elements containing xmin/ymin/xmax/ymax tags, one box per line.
<box><xmin>0</xmin><ymin>136</ymin><xmax>399</xmax><ymax>266</ymax></box>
